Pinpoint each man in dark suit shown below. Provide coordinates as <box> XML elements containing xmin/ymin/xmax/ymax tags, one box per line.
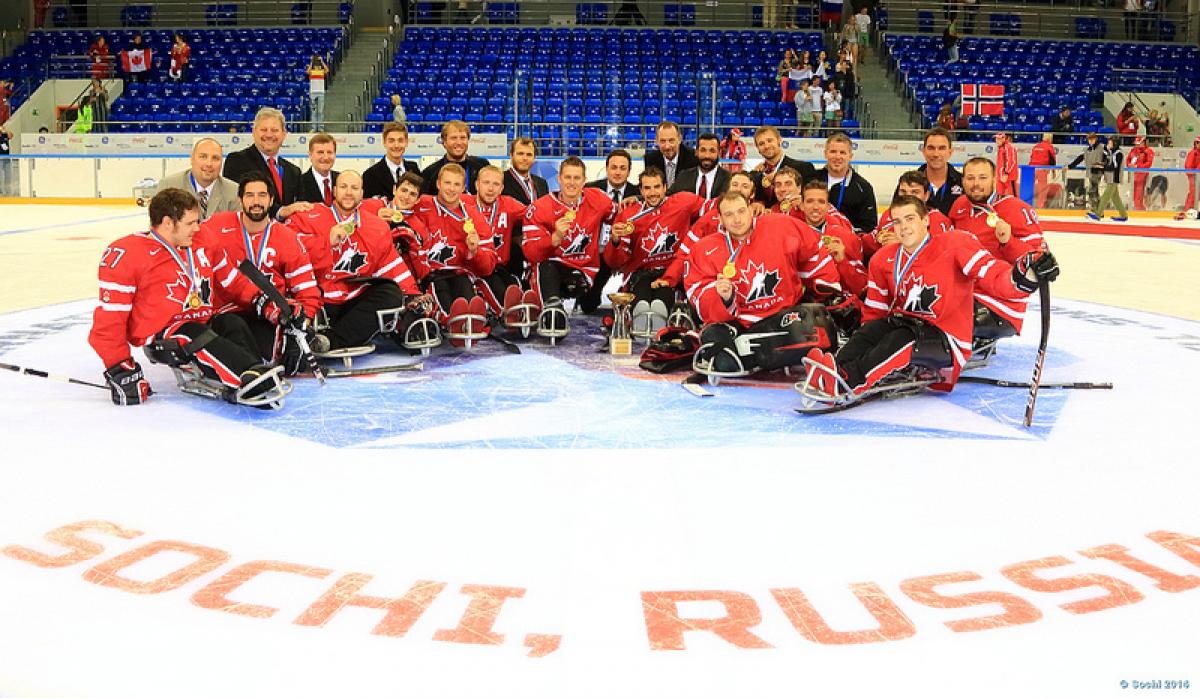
<box><xmin>362</xmin><ymin>121</ymin><xmax>423</xmax><ymax>200</ymax></box>
<box><xmin>668</xmin><ymin>133</ymin><xmax>730</xmax><ymax>199</ymax></box>
<box><xmin>297</xmin><ymin>132</ymin><xmax>340</xmax><ymax>205</ymax></box>
<box><xmin>502</xmin><ymin>136</ymin><xmax>549</xmax><ymax>205</ymax></box>
<box><xmin>643</xmin><ymin>120</ymin><xmax>699</xmax><ymax>188</ymax></box>
<box><xmin>222</xmin><ymin>107</ymin><xmax>305</xmax><ymax>219</ymax></box>
<box><xmin>579</xmin><ymin>148</ymin><xmax>638</xmax><ymax>313</ymax></box>
<box><xmin>749</xmin><ymin>125</ymin><xmax>817</xmax><ymax>207</ymax></box>
<box><xmin>420</xmin><ymin>120</ymin><xmax>491</xmax><ymax>195</ymax></box>
<box><xmin>812</xmin><ymin>132</ymin><xmax>878</xmax><ymax>233</ymax></box>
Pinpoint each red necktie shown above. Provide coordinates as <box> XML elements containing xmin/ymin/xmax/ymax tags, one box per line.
<box><xmin>698</xmin><ymin>172</ymin><xmax>708</xmax><ymax>199</ymax></box>
<box><xmin>322</xmin><ymin>177</ymin><xmax>332</xmax><ymax>206</ymax></box>
<box><xmin>267</xmin><ymin>156</ymin><xmax>284</xmax><ymax>201</ymax></box>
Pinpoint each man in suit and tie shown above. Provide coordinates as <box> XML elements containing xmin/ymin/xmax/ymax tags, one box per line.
<box><xmin>362</xmin><ymin>121</ymin><xmax>423</xmax><ymax>200</ymax></box>
<box><xmin>750</xmin><ymin>125</ymin><xmax>817</xmax><ymax>206</ymax></box>
<box><xmin>502</xmin><ymin>136</ymin><xmax>549</xmax><ymax>205</ymax></box>
<box><xmin>156</xmin><ymin>137</ymin><xmax>239</xmax><ymax>221</ymax></box>
<box><xmin>297</xmin><ymin>132</ymin><xmax>340</xmax><ymax>206</ymax></box>
<box><xmin>643</xmin><ymin>121</ymin><xmax>699</xmax><ymax>188</ymax></box>
<box><xmin>222</xmin><ymin>107</ymin><xmax>306</xmax><ymax>219</ymax></box>
<box><xmin>420</xmin><ymin>120</ymin><xmax>491</xmax><ymax>195</ymax></box>
<box><xmin>579</xmin><ymin>148</ymin><xmax>638</xmax><ymax>313</ymax></box>
<box><xmin>668</xmin><ymin>133</ymin><xmax>730</xmax><ymax>199</ymax></box>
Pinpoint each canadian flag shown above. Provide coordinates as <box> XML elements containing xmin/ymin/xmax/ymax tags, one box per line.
<box><xmin>960</xmin><ymin>83</ymin><xmax>1004</xmax><ymax>117</ymax></box>
<box><xmin>120</xmin><ymin>48</ymin><xmax>151</xmax><ymax>74</ymax></box>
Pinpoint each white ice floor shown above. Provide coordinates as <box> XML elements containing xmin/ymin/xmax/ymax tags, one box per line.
<box><xmin>1</xmin><ymin>205</ymin><xmax>1198</xmax><ymax>698</ymax></box>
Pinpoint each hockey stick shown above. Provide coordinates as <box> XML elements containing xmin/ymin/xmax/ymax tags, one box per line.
<box><xmin>1024</xmin><ymin>280</ymin><xmax>1052</xmax><ymax>427</ymax></box>
<box><xmin>681</xmin><ymin>372</ymin><xmax>714</xmax><ymax>397</ymax></box>
<box><xmin>0</xmin><ymin>361</ymin><xmax>109</xmax><ymax>391</ymax></box>
<box><xmin>237</xmin><ymin>260</ymin><xmax>326</xmax><ymax>385</ymax></box>
<box><xmin>958</xmin><ymin>376</ymin><xmax>1113</xmax><ymax>390</ymax></box>
<box><xmin>488</xmin><ymin>332</ymin><xmax>522</xmax><ymax>354</ymax></box>
<box><xmin>297</xmin><ymin>361</ymin><xmax>424</xmax><ymax>378</ymax></box>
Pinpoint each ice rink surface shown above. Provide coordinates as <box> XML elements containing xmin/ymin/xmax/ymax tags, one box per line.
<box><xmin>1</xmin><ymin>204</ymin><xmax>1199</xmax><ymax>698</ymax></box>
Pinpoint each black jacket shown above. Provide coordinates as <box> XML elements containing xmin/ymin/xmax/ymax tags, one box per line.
<box><xmin>668</xmin><ymin>166</ymin><xmax>732</xmax><ymax>198</ymax></box>
<box><xmin>753</xmin><ymin>155</ymin><xmax>818</xmax><ymax>206</ymax></box>
<box><xmin>891</xmin><ymin>163</ymin><xmax>963</xmax><ymax>216</ymax></box>
<box><xmin>502</xmin><ymin>169</ymin><xmax>550</xmax><ymax>205</ymax></box>
<box><xmin>298</xmin><ymin>168</ymin><xmax>340</xmax><ymax>204</ymax></box>
<box><xmin>420</xmin><ymin>154</ymin><xmax>492</xmax><ymax>195</ymax></box>
<box><xmin>1104</xmin><ymin>148</ymin><xmax>1124</xmax><ymax>184</ymax></box>
<box><xmin>585</xmin><ymin>178</ymin><xmax>639</xmax><ymax>202</ymax></box>
<box><xmin>813</xmin><ymin>167</ymin><xmax>878</xmax><ymax>232</ymax></box>
<box><xmin>1050</xmin><ymin>114</ymin><xmax>1074</xmax><ymax>144</ymax></box>
<box><xmin>644</xmin><ymin>144</ymin><xmax>699</xmax><ymax>186</ymax></box>
<box><xmin>222</xmin><ymin>145</ymin><xmax>303</xmax><ymax>216</ymax></box>
<box><xmin>362</xmin><ymin>157</ymin><xmax>423</xmax><ymax>200</ymax></box>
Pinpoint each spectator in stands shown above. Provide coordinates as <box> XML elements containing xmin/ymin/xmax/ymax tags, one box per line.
<box><xmin>841</xmin><ymin>21</ymin><xmax>859</xmax><ymax>74</ymax></box>
<box><xmin>169</xmin><ymin>33</ymin><xmax>191</xmax><ymax>81</ymax></box>
<box><xmin>421</xmin><ymin>119</ymin><xmax>491</xmax><ymax>195</ymax></box>
<box><xmin>823</xmin><ymin>83</ymin><xmax>843</xmax><ymax>132</ymax></box>
<box><xmin>720</xmin><ymin>128</ymin><xmax>747</xmax><ymax>172</ymax></box>
<box><xmin>90</xmin><ymin>54</ymin><xmax>109</xmax><ymax>82</ymax></box>
<box><xmin>831</xmin><ymin>59</ymin><xmax>855</xmax><ymax>102</ymax></box>
<box><xmin>905</xmin><ymin>127</ymin><xmax>962</xmax><ymax>216</ymax></box>
<box><xmin>813</xmin><ymin>50</ymin><xmax>831</xmax><ymax>80</ymax></box>
<box><xmin>1116</xmin><ymin>102</ymin><xmax>1139</xmax><ymax>146</ymax></box>
<box><xmin>751</xmin><ymin>125</ymin><xmax>816</xmax><ymax>205</ymax></box>
<box><xmin>1090</xmin><ymin>137</ymin><xmax>1128</xmax><ymax>221</ymax></box>
<box><xmin>0</xmin><ymin>81</ymin><xmax>12</xmax><ymax>125</ymax></box>
<box><xmin>809</xmin><ymin>77</ymin><xmax>826</xmax><ymax>135</ymax></box>
<box><xmin>1029</xmin><ymin>133</ymin><xmax>1058</xmax><ymax>209</ymax></box>
<box><xmin>671</xmin><ymin>133</ymin><xmax>730</xmax><ymax>198</ymax></box>
<box><xmin>222</xmin><ymin>107</ymin><xmax>305</xmax><ymax>218</ymax></box>
<box><xmin>87</xmin><ymin>35</ymin><xmax>110</xmax><ymax>67</ymax></box>
<box><xmin>1127</xmin><ymin>135</ymin><xmax>1154</xmax><ymax>211</ymax></box>
<box><xmin>794</xmin><ymin>79</ymin><xmax>813</xmax><ymax>135</ymax></box>
<box><xmin>363</xmin><ymin>121</ymin><xmax>422</xmax><ymax>200</ymax></box>
<box><xmin>854</xmin><ymin>7</ymin><xmax>871</xmax><ymax>50</ymax></box>
<box><xmin>158</xmin><ymin>138</ymin><xmax>239</xmax><ymax>220</ymax></box>
<box><xmin>306</xmin><ymin>54</ymin><xmax>330</xmax><ymax>132</ymax></box>
<box><xmin>645</xmin><ymin>121</ymin><xmax>698</xmax><ymax>188</ymax></box>
<box><xmin>814</xmin><ymin>132</ymin><xmax>877</xmax><ymax>232</ymax></box>
<box><xmin>299</xmin><ymin>132</ymin><xmax>340</xmax><ymax>206</ymax></box>
<box><xmin>87</xmin><ymin>79</ymin><xmax>109</xmax><ymax>133</ymax></box>
<box><xmin>1068</xmin><ymin>132</ymin><xmax>1106</xmax><ymax>215</ymax></box>
<box><xmin>994</xmin><ymin>132</ymin><xmax>1018</xmax><ymax>196</ymax></box>
<box><xmin>936</xmin><ymin>104</ymin><xmax>955</xmax><ymax>132</ymax></box>
<box><xmin>71</xmin><ymin>95</ymin><xmax>93</xmax><ymax>134</ymax></box>
<box><xmin>1050</xmin><ymin>106</ymin><xmax>1073</xmax><ymax>144</ymax></box>
<box><xmin>34</xmin><ymin>0</ymin><xmax>51</xmax><ymax>29</ymax></box>
<box><xmin>788</xmin><ymin>53</ymin><xmax>814</xmax><ymax>105</ymax></box>
<box><xmin>122</xmin><ymin>33</ymin><xmax>151</xmax><ymax>84</ymax></box>
<box><xmin>1145</xmin><ymin>108</ymin><xmax>1169</xmax><ymax>146</ymax></box>
<box><xmin>777</xmin><ymin>49</ymin><xmax>801</xmax><ymax>103</ymax></box>
<box><xmin>391</xmin><ymin>94</ymin><xmax>406</xmax><ymax>123</ymax></box>
<box><xmin>944</xmin><ymin>13</ymin><xmax>960</xmax><ymax>63</ymax></box>
<box><xmin>1124</xmin><ymin>0</ymin><xmax>1141</xmax><ymax>40</ymax></box>
<box><xmin>502</xmin><ymin>136</ymin><xmax>549</xmax><ymax>205</ymax></box>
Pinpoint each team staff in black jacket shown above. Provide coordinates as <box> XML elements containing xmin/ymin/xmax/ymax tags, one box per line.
<box><xmin>362</xmin><ymin>121</ymin><xmax>423</xmax><ymax>201</ymax></box>
<box><xmin>420</xmin><ymin>119</ymin><xmax>491</xmax><ymax>196</ymax></box>
<box><xmin>813</xmin><ymin>132</ymin><xmax>877</xmax><ymax>233</ymax></box>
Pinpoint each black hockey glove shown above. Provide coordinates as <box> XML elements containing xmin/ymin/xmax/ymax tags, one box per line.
<box><xmin>103</xmin><ymin>359</ymin><xmax>151</xmax><ymax>406</ymax></box>
<box><xmin>253</xmin><ymin>293</ymin><xmax>305</xmax><ymax>330</ymax></box>
<box><xmin>1012</xmin><ymin>251</ymin><xmax>1060</xmax><ymax>294</ymax></box>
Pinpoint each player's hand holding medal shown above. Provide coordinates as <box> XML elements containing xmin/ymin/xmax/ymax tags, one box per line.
<box><xmin>553</xmin><ymin>209</ymin><xmax>574</xmax><ymax>244</ymax></box>
<box><xmin>993</xmin><ymin>215</ymin><xmax>1013</xmax><ymax>245</ymax></box>
<box><xmin>822</xmin><ymin>234</ymin><xmax>845</xmax><ymax>262</ymax></box>
<box><xmin>464</xmin><ymin>219</ymin><xmax>479</xmax><ymax>256</ymax></box>
<box><xmin>329</xmin><ymin>220</ymin><xmax>356</xmax><ymax>245</ymax></box>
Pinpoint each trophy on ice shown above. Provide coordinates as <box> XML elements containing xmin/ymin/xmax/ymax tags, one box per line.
<box><xmin>608</xmin><ymin>292</ymin><xmax>635</xmax><ymax>355</ymax></box>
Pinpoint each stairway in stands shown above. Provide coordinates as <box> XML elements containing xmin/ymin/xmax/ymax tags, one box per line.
<box><xmin>858</xmin><ymin>40</ymin><xmax>920</xmax><ymax>139</ymax></box>
<box><xmin>320</xmin><ymin>26</ymin><xmax>394</xmax><ymax>132</ymax></box>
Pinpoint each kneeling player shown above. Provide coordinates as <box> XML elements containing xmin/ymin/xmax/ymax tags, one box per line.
<box><xmin>800</xmin><ymin>196</ymin><xmax>1059</xmax><ymax>407</ymax></box>
<box><xmin>522</xmin><ymin>156</ymin><xmax>617</xmax><ymax>341</ymax></box>
<box><xmin>683</xmin><ymin>192</ymin><xmax>842</xmax><ymax>380</ymax></box>
<box><xmin>89</xmin><ymin>188</ymin><xmax>292</xmax><ymax>408</ymax></box>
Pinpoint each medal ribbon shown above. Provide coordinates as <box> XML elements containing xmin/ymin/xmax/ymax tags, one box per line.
<box><xmin>554</xmin><ymin>193</ymin><xmax>582</xmax><ymax>214</ymax></box>
<box><xmin>331</xmin><ymin>205</ymin><xmax>361</xmax><ymax>227</ymax></box>
<box><xmin>240</xmin><ymin>216</ymin><xmax>273</xmax><ymax>269</ymax></box>
<box><xmin>147</xmin><ymin>229</ymin><xmax>198</xmax><ymax>295</ymax></box>
<box><xmin>892</xmin><ymin>233</ymin><xmax>931</xmax><ymax>306</ymax></box>
<box><xmin>434</xmin><ymin>198</ymin><xmax>468</xmax><ymax>223</ymax></box>
<box><xmin>627</xmin><ymin>199</ymin><xmax>664</xmax><ymax>224</ymax></box>
<box><xmin>510</xmin><ymin>169</ymin><xmax>535</xmax><ymax>202</ymax></box>
<box><xmin>475</xmin><ymin>199</ymin><xmax>500</xmax><ymax>230</ymax></box>
<box><xmin>721</xmin><ymin>223</ymin><xmax>750</xmax><ymax>270</ymax></box>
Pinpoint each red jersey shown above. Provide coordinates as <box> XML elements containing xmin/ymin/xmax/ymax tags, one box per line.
<box><xmin>684</xmin><ymin>213</ymin><xmax>841</xmax><ymax>328</ymax></box>
<box><xmin>200</xmin><ymin>212</ymin><xmax>322</xmax><ymax>319</ymax></box>
<box><xmin>604</xmin><ymin>192</ymin><xmax>706</xmax><ymax>275</ymax></box>
<box><xmin>88</xmin><ymin>231</ymin><xmax>258</xmax><ymax>368</ymax></box>
<box><xmin>1029</xmin><ymin>141</ymin><xmax>1057</xmax><ymax>167</ymax></box>
<box><xmin>406</xmin><ymin>195</ymin><xmax>497</xmax><ymax>279</ymax></box>
<box><xmin>948</xmin><ymin>194</ymin><xmax>1043</xmax><ymax>263</ymax></box>
<box><xmin>169</xmin><ymin>43</ymin><xmax>190</xmax><ymax>77</ymax></box>
<box><xmin>862</xmin><ymin>231</ymin><xmax>1030</xmax><ymax>388</ymax></box>
<box><xmin>1127</xmin><ymin>144</ymin><xmax>1154</xmax><ymax>170</ymax></box>
<box><xmin>660</xmin><ymin>199</ymin><xmax>720</xmax><ymax>286</ymax></box>
<box><xmin>289</xmin><ymin>204</ymin><xmax>419</xmax><ymax>303</ymax></box>
<box><xmin>864</xmin><ymin>208</ymin><xmax>951</xmax><ymax>261</ymax></box>
<box><xmin>810</xmin><ymin>213</ymin><xmax>867</xmax><ymax>296</ymax></box>
<box><xmin>464</xmin><ymin>193</ymin><xmax>526</xmax><ymax>268</ymax></box>
<box><xmin>522</xmin><ymin>188</ymin><xmax>616</xmax><ymax>281</ymax></box>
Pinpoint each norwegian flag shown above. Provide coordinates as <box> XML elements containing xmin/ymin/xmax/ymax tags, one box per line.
<box><xmin>960</xmin><ymin>83</ymin><xmax>1005</xmax><ymax>117</ymax></box>
<box><xmin>120</xmin><ymin>48</ymin><xmax>151</xmax><ymax>74</ymax></box>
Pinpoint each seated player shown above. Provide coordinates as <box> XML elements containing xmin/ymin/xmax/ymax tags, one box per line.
<box><xmin>89</xmin><ymin>188</ymin><xmax>292</xmax><ymax>408</ymax></box>
<box><xmin>769</xmin><ymin>166</ymin><xmax>804</xmax><ymax>214</ymax></box>
<box><xmin>683</xmin><ymin>192</ymin><xmax>842</xmax><ymax>381</ymax></box>
<box><xmin>657</xmin><ymin>171</ymin><xmax>755</xmax><ymax>296</ymax></box>
<box><xmin>406</xmin><ymin>163</ymin><xmax>498</xmax><ymax>345</ymax></box>
<box><xmin>288</xmin><ymin>171</ymin><xmax>425</xmax><ymax>352</ymax></box>
<box><xmin>200</xmin><ymin>173</ymin><xmax>323</xmax><ymax>376</ymax></box>
<box><xmin>522</xmin><ymin>156</ymin><xmax>617</xmax><ymax>341</ymax></box>
<box><xmin>604</xmin><ymin>166</ymin><xmax>706</xmax><ymax>334</ymax></box>
<box><xmin>865</xmin><ymin>170</ymin><xmax>953</xmax><ymax>261</ymax></box>
<box><xmin>948</xmin><ymin>157</ymin><xmax>1048</xmax><ymax>360</ymax></box>
<box><xmin>798</xmin><ymin>180</ymin><xmax>866</xmax><ymax>297</ymax></box>
<box><xmin>464</xmin><ymin>165</ymin><xmax>537</xmax><ymax>330</ymax></box>
<box><xmin>800</xmin><ymin>196</ymin><xmax>1059</xmax><ymax>407</ymax></box>
<box><xmin>373</xmin><ymin>171</ymin><xmax>427</xmax><ymax>269</ymax></box>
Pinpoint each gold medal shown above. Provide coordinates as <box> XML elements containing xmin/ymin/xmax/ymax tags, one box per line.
<box><xmin>986</xmin><ymin>212</ymin><xmax>999</xmax><ymax>228</ymax></box>
<box><xmin>391</xmin><ymin>211</ymin><xmax>405</xmax><ymax>223</ymax></box>
<box><xmin>822</xmin><ymin>235</ymin><xmax>836</xmax><ymax>247</ymax></box>
<box><xmin>762</xmin><ymin>174</ymin><xmax>774</xmax><ymax>189</ymax></box>
<box><xmin>187</xmin><ymin>291</ymin><xmax>202</xmax><ymax>309</ymax></box>
<box><xmin>563</xmin><ymin>209</ymin><xmax>576</xmax><ymax>222</ymax></box>
<box><xmin>463</xmin><ymin>220</ymin><xmax>476</xmax><ymax>234</ymax></box>
<box><xmin>722</xmin><ymin>263</ymin><xmax>737</xmax><ymax>279</ymax></box>
<box><xmin>779</xmin><ymin>199</ymin><xmax>792</xmax><ymax>213</ymax></box>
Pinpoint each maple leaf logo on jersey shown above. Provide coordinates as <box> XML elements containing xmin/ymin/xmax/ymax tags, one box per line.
<box><xmin>560</xmin><ymin>228</ymin><xmax>591</xmax><ymax>257</ymax></box>
<box><xmin>740</xmin><ymin>261</ymin><xmax>781</xmax><ymax>303</ymax></box>
<box><xmin>640</xmin><ymin>223</ymin><xmax>679</xmax><ymax>258</ymax></box>
<box><xmin>425</xmin><ymin>230</ymin><xmax>457</xmax><ymax>266</ymax></box>
<box><xmin>902</xmin><ymin>276</ymin><xmax>941</xmax><ymax>315</ymax></box>
<box><xmin>332</xmin><ymin>244</ymin><xmax>368</xmax><ymax>275</ymax></box>
<box><xmin>165</xmin><ymin>271</ymin><xmax>212</xmax><ymax>309</ymax></box>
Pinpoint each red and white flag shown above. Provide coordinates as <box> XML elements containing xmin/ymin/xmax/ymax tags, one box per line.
<box><xmin>120</xmin><ymin>48</ymin><xmax>151</xmax><ymax>74</ymax></box>
<box><xmin>960</xmin><ymin>83</ymin><xmax>1004</xmax><ymax>117</ymax></box>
